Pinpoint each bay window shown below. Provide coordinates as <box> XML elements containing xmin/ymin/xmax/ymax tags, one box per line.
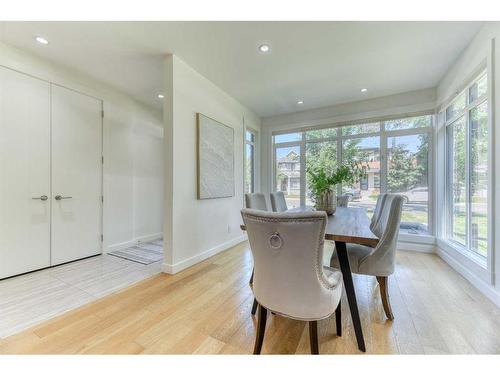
<box><xmin>444</xmin><ymin>71</ymin><xmax>489</xmax><ymax>259</ymax></box>
<box><xmin>272</xmin><ymin>113</ymin><xmax>432</xmax><ymax>234</ymax></box>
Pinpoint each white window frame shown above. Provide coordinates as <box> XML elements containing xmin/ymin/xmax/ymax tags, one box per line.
<box><xmin>441</xmin><ymin>69</ymin><xmax>491</xmax><ymax>268</ymax></box>
<box><xmin>271</xmin><ymin>112</ymin><xmax>434</xmax><ymax>239</ymax></box>
<box><xmin>244</xmin><ymin>127</ymin><xmax>258</xmax><ymax>194</ymax></box>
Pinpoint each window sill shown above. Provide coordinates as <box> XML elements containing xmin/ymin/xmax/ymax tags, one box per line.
<box><xmin>440</xmin><ymin>238</ymin><xmax>487</xmax><ymax>269</ymax></box>
<box><xmin>399</xmin><ymin>232</ymin><xmax>435</xmax><ymax>244</ymax></box>
<box><xmin>436</xmin><ymin>237</ymin><xmax>492</xmax><ymax>284</ymax></box>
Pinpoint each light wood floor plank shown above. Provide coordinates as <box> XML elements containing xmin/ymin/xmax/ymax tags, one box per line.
<box><xmin>1</xmin><ymin>242</ymin><xmax>500</xmax><ymax>354</ymax></box>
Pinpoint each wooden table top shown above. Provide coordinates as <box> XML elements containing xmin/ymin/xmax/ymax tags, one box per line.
<box><xmin>241</xmin><ymin>206</ymin><xmax>379</xmax><ymax>248</ymax></box>
<box><xmin>323</xmin><ymin>207</ymin><xmax>379</xmax><ymax>247</ymax></box>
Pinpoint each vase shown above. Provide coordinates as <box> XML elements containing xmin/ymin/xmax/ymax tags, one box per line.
<box><xmin>315</xmin><ymin>189</ymin><xmax>337</xmax><ymax>215</ymax></box>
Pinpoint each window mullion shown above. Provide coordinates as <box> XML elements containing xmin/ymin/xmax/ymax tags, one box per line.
<box><xmin>300</xmin><ymin>132</ymin><xmax>306</xmax><ymax>207</ymax></box>
<box><xmin>445</xmin><ymin>125</ymin><xmax>455</xmax><ymax>238</ymax></box>
<box><xmin>337</xmin><ymin>128</ymin><xmax>342</xmax><ymax>196</ymax></box>
<box><xmin>465</xmin><ymin>107</ymin><xmax>472</xmax><ymax>251</ymax></box>
<box><xmin>380</xmin><ymin>121</ymin><xmax>388</xmax><ymax>195</ymax></box>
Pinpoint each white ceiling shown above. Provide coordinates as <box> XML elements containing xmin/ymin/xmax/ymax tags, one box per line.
<box><xmin>0</xmin><ymin>21</ymin><xmax>483</xmax><ymax>118</ymax></box>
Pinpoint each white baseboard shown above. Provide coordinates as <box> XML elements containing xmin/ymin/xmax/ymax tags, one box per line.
<box><xmin>437</xmin><ymin>247</ymin><xmax>500</xmax><ymax>308</ymax></box>
<box><xmin>106</xmin><ymin>232</ymin><xmax>163</xmax><ymax>253</ymax></box>
<box><xmin>397</xmin><ymin>240</ymin><xmax>436</xmax><ymax>253</ymax></box>
<box><xmin>162</xmin><ymin>235</ymin><xmax>247</xmax><ymax>274</ymax></box>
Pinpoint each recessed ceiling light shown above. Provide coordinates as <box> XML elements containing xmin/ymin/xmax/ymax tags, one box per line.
<box><xmin>157</xmin><ymin>94</ymin><xmax>165</xmax><ymax>99</ymax></box>
<box><xmin>360</xmin><ymin>88</ymin><xmax>368</xmax><ymax>93</ymax></box>
<box><xmin>297</xmin><ymin>100</ymin><xmax>304</xmax><ymax>105</ymax></box>
<box><xmin>34</xmin><ymin>36</ymin><xmax>49</xmax><ymax>45</ymax></box>
<box><xmin>258</xmin><ymin>44</ymin><xmax>271</xmax><ymax>53</ymax></box>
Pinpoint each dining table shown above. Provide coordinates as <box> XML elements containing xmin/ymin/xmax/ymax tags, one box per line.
<box><xmin>241</xmin><ymin>206</ymin><xmax>379</xmax><ymax>353</ymax></box>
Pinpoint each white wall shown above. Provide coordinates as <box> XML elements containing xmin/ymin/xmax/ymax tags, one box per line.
<box><xmin>132</xmin><ymin>117</ymin><xmax>164</xmax><ymax>241</ymax></box>
<box><xmin>260</xmin><ymin>88</ymin><xmax>436</xmax><ymax>194</ymax></box>
<box><xmin>0</xmin><ymin>41</ymin><xmax>164</xmax><ymax>252</ymax></box>
<box><xmin>435</xmin><ymin>22</ymin><xmax>500</xmax><ymax>307</ymax></box>
<box><xmin>162</xmin><ymin>55</ymin><xmax>261</xmax><ymax>273</ymax></box>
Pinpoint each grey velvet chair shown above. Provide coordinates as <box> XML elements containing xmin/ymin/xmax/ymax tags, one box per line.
<box><xmin>244</xmin><ymin>193</ymin><xmax>269</xmax><ymax>315</ymax></box>
<box><xmin>330</xmin><ymin>194</ymin><xmax>404</xmax><ymax>320</ymax></box>
<box><xmin>336</xmin><ymin>195</ymin><xmax>350</xmax><ymax>208</ymax></box>
<box><xmin>241</xmin><ymin>208</ymin><xmax>343</xmax><ymax>354</ymax></box>
<box><xmin>270</xmin><ymin>191</ymin><xmax>288</xmax><ymax>212</ymax></box>
<box><xmin>370</xmin><ymin>193</ymin><xmax>387</xmax><ymax>231</ymax></box>
<box><xmin>245</xmin><ymin>193</ymin><xmax>269</xmax><ymax>211</ymax></box>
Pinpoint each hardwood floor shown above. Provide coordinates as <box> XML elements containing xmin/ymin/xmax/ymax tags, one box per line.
<box><xmin>1</xmin><ymin>241</ymin><xmax>500</xmax><ymax>354</ymax></box>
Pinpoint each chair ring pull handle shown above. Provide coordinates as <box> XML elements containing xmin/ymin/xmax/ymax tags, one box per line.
<box><xmin>269</xmin><ymin>232</ymin><xmax>283</xmax><ymax>249</ymax></box>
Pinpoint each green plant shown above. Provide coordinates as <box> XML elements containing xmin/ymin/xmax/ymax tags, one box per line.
<box><xmin>307</xmin><ymin>163</ymin><xmax>366</xmax><ymax>200</ymax></box>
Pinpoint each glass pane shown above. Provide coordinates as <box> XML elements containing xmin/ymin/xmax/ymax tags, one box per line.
<box><xmin>341</xmin><ymin>136</ymin><xmax>380</xmax><ymax>216</ymax></box>
<box><xmin>273</xmin><ymin>132</ymin><xmax>302</xmax><ymax>144</ymax></box>
<box><xmin>446</xmin><ymin>92</ymin><xmax>466</xmax><ymax>122</ymax></box>
<box><xmin>469</xmin><ymin>74</ymin><xmax>487</xmax><ymax>103</ymax></box>
<box><xmin>470</xmin><ymin>101</ymin><xmax>488</xmax><ymax>256</ymax></box>
<box><xmin>387</xmin><ymin>134</ymin><xmax>429</xmax><ymax>234</ymax></box>
<box><xmin>385</xmin><ymin>115</ymin><xmax>432</xmax><ymax>131</ymax></box>
<box><xmin>275</xmin><ymin>145</ymin><xmax>301</xmax><ymax>209</ymax></box>
<box><xmin>306</xmin><ymin>128</ymin><xmax>337</xmax><ymax>140</ymax></box>
<box><xmin>305</xmin><ymin>141</ymin><xmax>337</xmax><ymax>206</ymax></box>
<box><xmin>341</xmin><ymin>122</ymin><xmax>380</xmax><ymax>136</ymax></box>
<box><xmin>448</xmin><ymin>116</ymin><xmax>467</xmax><ymax>246</ymax></box>
<box><xmin>245</xmin><ymin>143</ymin><xmax>254</xmax><ymax>193</ymax></box>
<box><xmin>245</xmin><ymin>130</ymin><xmax>255</xmax><ymax>143</ymax></box>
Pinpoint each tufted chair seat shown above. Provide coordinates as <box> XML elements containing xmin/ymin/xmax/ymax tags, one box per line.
<box><xmin>330</xmin><ymin>244</ymin><xmax>374</xmax><ymax>274</ymax></box>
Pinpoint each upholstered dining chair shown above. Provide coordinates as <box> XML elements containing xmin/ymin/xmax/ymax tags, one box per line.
<box><xmin>370</xmin><ymin>193</ymin><xmax>387</xmax><ymax>231</ymax></box>
<box><xmin>241</xmin><ymin>208</ymin><xmax>343</xmax><ymax>354</ymax></box>
<box><xmin>245</xmin><ymin>193</ymin><xmax>269</xmax><ymax>211</ymax></box>
<box><xmin>244</xmin><ymin>193</ymin><xmax>269</xmax><ymax>315</ymax></box>
<box><xmin>336</xmin><ymin>195</ymin><xmax>350</xmax><ymax>208</ymax></box>
<box><xmin>330</xmin><ymin>194</ymin><xmax>404</xmax><ymax>320</ymax></box>
<box><xmin>270</xmin><ymin>191</ymin><xmax>288</xmax><ymax>212</ymax></box>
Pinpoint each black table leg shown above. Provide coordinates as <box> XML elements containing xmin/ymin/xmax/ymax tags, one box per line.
<box><xmin>335</xmin><ymin>240</ymin><xmax>366</xmax><ymax>352</ymax></box>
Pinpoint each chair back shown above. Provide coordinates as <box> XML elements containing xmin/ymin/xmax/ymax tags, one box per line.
<box><xmin>366</xmin><ymin>194</ymin><xmax>404</xmax><ymax>276</ymax></box>
<box><xmin>270</xmin><ymin>191</ymin><xmax>288</xmax><ymax>212</ymax></box>
<box><xmin>336</xmin><ymin>195</ymin><xmax>349</xmax><ymax>208</ymax></box>
<box><xmin>245</xmin><ymin>193</ymin><xmax>268</xmax><ymax>211</ymax></box>
<box><xmin>370</xmin><ymin>194</ymin><xmax>387</xmax><ymax>234</ymax></box>
<box><xmin>241</xmin><ymin>209</ymin><xmax>341</xmax><ymax>320</ymax></box>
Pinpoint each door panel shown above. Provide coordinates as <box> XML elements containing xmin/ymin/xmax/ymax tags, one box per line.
<box><xmin>51</xmin><ymin>85</ymin><xmax>102</xmax><ymax>265</ymax></box>
<box><xmin>0</xmin><ymin>67</ymin><xmax>51</xmax><ymax>278</ymax></box>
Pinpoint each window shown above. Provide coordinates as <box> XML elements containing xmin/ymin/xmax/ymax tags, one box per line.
<box><xmin>272</xmin><ymin>113</ymin><xmax>432</xmax><ymax>233</ymax></box>
<box><xmin>444</xmin><ymin>71</ymin><xmax>489</xmax><ymax>259</ymax></box>
<box><xmin>341</xmin><ymin>135</ymin><xmax>380</xmax><ymax>217</ymax></box>
<box><xmin>274</xmin><ymin>132</ymin><xmax>302</xmax><ymax>143</ymax></box>
<box><xmin>274</xmin><ymin>145</ymin><xmax>302</xmax><ymax>208</ymax></box>
<box><xmin>387</xmin><ymin>133</ymin><xmax>429</xmax><ymax>234</ymax></box>
<box><xmin>385</xmin><ymin>115</ymin><xmax>432</xmax><ymax>131</ymax></box>
<box><xmin>244</xmin><ymin>129</ymin><xmax>257</xmax><ymax>194</ymax></box>
<box><xmin>305</xmin><ymin>139</ymin><xmax>337</xmax><ymax>206</ymax></box>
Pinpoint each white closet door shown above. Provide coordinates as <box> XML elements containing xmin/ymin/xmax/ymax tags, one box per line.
<box><xmin>0</xmin><ymin>67</ymin><xmax>51</xmax><ymax>278</ymax></box>
<box><xmin>51</xmin><ymin>85</ymin><xmax>102</xmax><ymax>265</ymax></box>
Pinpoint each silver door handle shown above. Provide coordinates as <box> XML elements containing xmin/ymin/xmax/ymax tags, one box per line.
<box><xmin>55</xmin><ymin>195</ymin><xmax>72</xmax><ymax>200</ymax></box>
<box><xmin>32</xmin><ymin>195</ymin><xmax>48</xmax><ymax>201</ymax></box>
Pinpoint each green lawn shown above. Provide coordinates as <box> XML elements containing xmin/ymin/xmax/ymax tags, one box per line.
<box><xmin>452</xmin><ymin>213</ymin><xmax>488</xmax><ymax>256</ymax></box>
<box><xmin>401</xmin><ymin>210</ymin><xmax>427</xmax><ymax>224</ymax></box>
